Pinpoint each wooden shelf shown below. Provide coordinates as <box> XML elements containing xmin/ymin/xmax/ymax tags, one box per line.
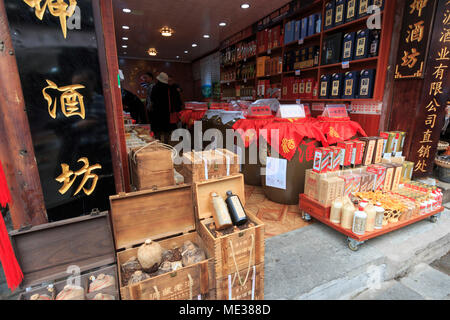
<box><xmin>320</xmin><ymin>56</ymin><xmax>378</xmax><ymax>70</ymax></box>
<box><xmin>323</xmin><ymin>12</ymin><xmax>383</xmax><ymax>35</ymax></box>
<box><xmin>284</xmin><ymin>33</ymin><xmax>321</xmax><ymax>48</ymax></box>
<box><xmin>283</xmin><ymin>66</ymin><xmax>319</xmax><ymax>74</ymax></box>
<box><xmin>299</xmin><ymin>194</ymin><xmax>444</xmax><ymax>243</ymax></box>
<box><xmin>257</xmin><ymin>46</ymin><xmax>283</xmax><ymax>56</ymax></box>
<box><xmin>257</xmin><ymin>73</ymin><xmax>282</xmax><ymax>79</ymax></box>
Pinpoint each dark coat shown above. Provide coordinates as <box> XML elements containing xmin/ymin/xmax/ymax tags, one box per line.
<box><xmin>150</xmin><ymin>81</ymin><xmax>182</xmax><ymax>132</ymax></box>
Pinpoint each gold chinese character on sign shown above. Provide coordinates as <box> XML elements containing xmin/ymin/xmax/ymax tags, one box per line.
<box><xmin>23</xmin><ymin>0</ymin><xmax>77</xmax><ymax>39</ymax></box>
<box><xmin>440</xmin><ymin>28</ymin><xmax>450</xmax><ymax>43</ymax></box>
<box><xmin>444</xmin><ymin>9</ymin><xmax>450</xmax><ymax>25</ymax></box>
<box><xmin>426</xmin><ymin>98</ymin><xmax>441</xmax><ymax>112</ymax></box>
<box><xmin>42</xmin><ymin>80</ymin><xmax>85</xmax><ymax>119</ymax></box>
<box><xmin>418</xmin><ymin>145</ymin><xmax>432</xmax><ymax>158</ymax></box>
<box><xmin>429</xmin><ymin>82</ymin><xmax>443</xmax><ymax>96</ymax></box>
<box><xmin>401</xmin><ymin>48</ymin><xmax>420</xmax><ymax>68</ymax></box>
<box><xmin>414</xmin><ymin>159</ymin><xmax>427</xmax><ymax>172</ymax></box>
<box><xmin>437</xmin><ymin>46</ymin><xmax>450</xmax><ymax>60</ymax></box>
<box><xmin>56</xmin><ymin>157</ymin><xmax>102</xmax><ymax>196</ymax></box>
<box><xmin>420</xmin><ymin>129</ymin><xmax>433</xmax><ymax>143</ymax></box>
<box><xmin>406</xmin><ymin>21</ymin><xmax>425</xmax><ymax>43</ymax></box>
<box><xmin>425</xmin><ymin>114</ymin><xmax>437</xmax><ymax>128</ymax></box>
<box><xmin>432</xmin><ymin>63</ymin><xmax>448</xmax><ymax>80</ymax></box>
<box><xmin>409</xmin><ymin>0</ymin><xmax>428</xmax><ymax>17</ymax></box>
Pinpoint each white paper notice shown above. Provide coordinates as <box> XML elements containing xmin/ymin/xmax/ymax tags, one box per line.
<box><xmin>276</xmin><ymin>104</ymin><xmax>306</xmax><ymax>118</ymax></box>
<box><xmin>265</xmin><ymin>157</ymin><xmax>287</xmax><ymax>190</ymax></box>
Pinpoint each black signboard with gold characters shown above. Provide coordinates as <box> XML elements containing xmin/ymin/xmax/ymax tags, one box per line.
<box><xmin>5</xmin><ymin>0</ymin><xmax>115</xmax><ymax>221</ymax></box>
<box><xmin>394</xmin><ymin>0</ymin><xmax>439</xmax><ymax>79</ymax></box>
<box><xmin>410</xmin><ymin>0</ymin><xmax>450</xmax><ymax>177</ymax></box>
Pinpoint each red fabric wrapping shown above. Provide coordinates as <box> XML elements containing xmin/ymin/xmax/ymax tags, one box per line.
<box><xmin>316</xmin><ymin>116</ymin><xmax>367</xmax><ymax>145</ymax></box>
<box><xmin>179</xmin><ymin>110</ymin><xmax>193</xmax><ymax>125</ymax></box>
<box><xmin>178</xmin><ymin>110</ymin><xmax>207</xmax><ymax>127</ymax></box>
<box><xmin>0</xmin><ymin>160</ymin><xmax>23</xmax><ymax>292</ymax></box>
<box><xmin>232</xmin><ymin>116</ymin><xmax>276</xmax><ymax>148</ymax></box>
<box><xmin>260</xmin><ymin>118</ymin><xmax>329</xmax><ymax>161</ymax></box>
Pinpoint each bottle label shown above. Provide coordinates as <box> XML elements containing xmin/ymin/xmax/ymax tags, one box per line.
<box><xmin>230</xmin><ymin>197</ymin><xmax>247</xmax><ymax>219</ymax></box>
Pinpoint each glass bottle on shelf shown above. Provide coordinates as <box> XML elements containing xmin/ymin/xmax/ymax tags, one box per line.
<box><xmin>225</xmin><ymin>190</ymin><xmax>248</xmax><ymax>226</ymax></box>
<box><xmin>211</xmin><ymin>192</ymin><xmax>233</xmax><ymax>230</ymax></box>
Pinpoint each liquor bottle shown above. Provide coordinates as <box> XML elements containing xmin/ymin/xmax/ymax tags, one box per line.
<box><xmin>365</xmin><ymin>204</ymin><xmax>376</xmax><ymax>232</ymax></box>
<box><xmin>374</xmin><ymin>202</ymin><xmax>385</xmax><ymax>230</ymax></box>
<box><xmin>225</xmin><ymin>190</ymin><xmax>248</xmax><ymax>226</ymax></box>
<box><xmin>352</xmin><ymin>206</ymin><xmax>367</xmax><ymax>235</ymax></box>
<box><xmin>369</xmin><ymin>30</ymin><xmax>380</xmax><ymax>57</ymax></box>
<box><xmin>211</xmin><ymin>193</ymin><xmax>233</xmax><ymax>230</ymax></box>
<box><xmin>341</xmin><ymin>201</ymin><xmax>355</xmax><ymax>229</ymax></box>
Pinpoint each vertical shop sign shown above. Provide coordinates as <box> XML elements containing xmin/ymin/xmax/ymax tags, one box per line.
<box><xmin>394</xmin><ymin>0</ymin><xmax>438</xmax><ymax>79</ymax></box>
<box><xmin>5</xmin><ymin>1</ymin><xmax>115</xmax><ymax>221</ymax></box>
<box><xmin>411</xmin><ymin>0</ymin><xmax>450</xmax><ymax>177</ymax></box>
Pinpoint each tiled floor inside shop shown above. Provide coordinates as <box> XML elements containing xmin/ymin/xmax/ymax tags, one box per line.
<box><xmin>244</xmin><ymin>185</ymin><xmax>312</xmax><ymax>239</ymax></box>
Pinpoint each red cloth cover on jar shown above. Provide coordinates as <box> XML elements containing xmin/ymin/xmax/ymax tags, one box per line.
<box><xmin>316</xmin><ymin>116</ymin><xmax>367</xmax><ymax>145</ymax></box>
<box><xmin>0</xmin><ymin>160</ymin><xmax>23</xmax><ymax>292</ymax></box>
<box><xmin>232</xmin><ymin>116</ymin><xmax>276</xmax><ymax>148</ymax></box>
<box><xmin>260</xmin><ymin>118</ymin><xmax>329</xmax><ymax>161</ymax></box>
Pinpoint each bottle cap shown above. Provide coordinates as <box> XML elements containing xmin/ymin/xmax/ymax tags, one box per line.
<box><xmin>211</xmin><ymin>192</ymin><xmax>218</xmax><ymax>197</ymax></box>
<box><xmin>226</xmin><ymin>191</ymin><xmax>233</xmax><ymax>196</ymax></box>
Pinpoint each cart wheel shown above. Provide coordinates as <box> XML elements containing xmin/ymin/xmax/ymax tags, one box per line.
<box><xmin>348</xmin><ymin>241</ymin><xmax>360</xmax><ymax>251</ymax></box>
<box><xmin>430</xmin><ymin>215</ymin><xmax>439</xmax><ymax>223</ymax></box>
<box><xmin>301</xmin><ymin>212</ymin><xmax>312</xmax><ymax>222</ymax></box>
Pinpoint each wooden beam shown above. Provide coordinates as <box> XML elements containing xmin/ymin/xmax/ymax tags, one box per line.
<box><xmin>93</xmin><ymin>0</ymin><xmax>130</xmax><ymax>193</ymax></box>
<box><xmin>0</xmin><ymin>0</ymin><xmax>48</xmax><ymax>228</ymax></box>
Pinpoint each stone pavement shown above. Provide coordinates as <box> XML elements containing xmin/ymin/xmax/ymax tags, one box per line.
<box><xmin>265</xmin><ymin>208</ymin><xmax>450</xmax><ymax>300</ymax></box>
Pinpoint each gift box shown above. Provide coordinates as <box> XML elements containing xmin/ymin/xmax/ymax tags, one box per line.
<box><xmin>313</xmin><ymin>147</ymin><xmax>332</xmax><ymax>173</ymax></box>
<box><xmin>308</xmin><ymin>14</ymin><xmax>317</xmax><ymax>36</ymax></box>
<box><xmin>358</xmin><ymin>69</ymin><xmax>375</xmax><ymax>99</ymax></box>
<box><xmin>337</xmin><ymin>141</ymin><xmax>354</xmax><ymax>167</ymax></box>
<box><xmin>352</xmin><ymin>174</ymin><xmax>362</xmax><ymax>193</ymax></box>
<box><xmin>339</xmin><ymin>174</ymin><xmax>355</xmax><ymax>197</ymax></box>
<box><xmin>345</xmin><ymin>0</ymin><xmax>358</xmax><ymax>22</ymax></box>
<box><xmin>305</xmin><ymin>78</ymin><xmax>314</xmax><ymax>99</ymax></box>
<box><xmin>367</xmin><ymin>164</ymin><xmax>387</xmax><ymax>191</ymax></box>
<box><xmin>391</xmin><ymin>164</ymin><xmax>403</xmax><ymax>191</ymax></box>
<box><xmin>330</xmin><ymin>73</ymin><xmax>344</xmax><ymax>99</ymax></box>
<box><xmin>342</xmin><ymin>70</ymin><xmax>360</xmax><ymax>99</ymax></box>
<box><xmin>373</xmin><ymin>137</ymin><xmax>384</xmax><ymax>164</ymax></box>
<box><xmin>301</xmin><ymin>17</ymin><xmax>308</xmax><ymax>40</ymax></box>
<box><xmin>359</xmin><ymin>137</ymin><xmax>376</xmax><ymax>166</ymax></box>
<box><xmin>357</xmin><ymin>0</ymin><xmax>372</xmax><ymax>18</ymax></box>
<box><xmin>322</xmin><ymin>32</ymin><xmax>343</xmax><ymax>65</ymax></box>
<box><xmin>319</xmin><ymin>74</ymin><xmax>331</xmax><ymax>99</ymax></box>
<box><xmin>342</xmin><ymin>32</ymin><xmax>356</xmax><ymax>62</ymax></box>
<box><xmin>294</xmin><ymin>20</ymin><xmax>301</xmax><ymax>41</ymax></box>
<box><xmin>324</xmin><ymin>0</ymin><xmax>336</xmax><ymax>30</ymax></box>
<box><xmin>354</xmin><ymin>29</ymin><xmax>370</xmax><ymax>60</ymax></box>
<box><xmin>351</xmin><ymin>140</ymin><xmax>365</xmax><ymax>167</ymax></box>
<box><xmin>285</xmin><ymin>21</ymin><xmax>294</xmax><ymax>44</ymax></box>
<box><xmin>382</xmin><ymin>164</ymin><xmax>395</xmax><ymax>192</ymax></box>
<box><xmin>334</xmin><ymin>0</ymin><xmax>346</xmax><ymax>26</ymax></box>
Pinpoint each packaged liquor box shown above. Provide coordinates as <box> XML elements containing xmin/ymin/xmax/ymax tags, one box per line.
<box><xmin>299</xmin><ymin>78</ymin><xmax>306</xmax><ymax>99</ymax></box>
<box><xmin>337</xmin><ymin>141</ymin><xmax>354</xmax><ymax>167</ymax></box>
<box><xmin>285</xmin><ymin>21</ymin><xmax>295</xmax><ymax>44</ymax></box>
<box><xmin>359</xmin><ymin>172</ymin><xmax>371</xmax><ymax>192</ymax></box>
<box><xmin>257</xmin><ymin>56</ymin><xmax>269</xmax><ymax>77</ymax></box>
<box><xmin>357</xmin><ymin>0</ymin><xmax>372</xmax><ymax>18</ymax></box>
<box><xmin>330</xmin><ymin>73</ymin><xmax>344</xmax><ymax>99</ymax></box>
<box><xmin>294</xmin><ymin>20</ymin><xmax>301</xmax><ymax>41</ymax></box>
<box><xmin>382</xmin><ymin>164</ymin><xmax>395</xmax><ymax>192</ymax></box>
<box><xmin>367</xmin><ymin>164</ymin><xmax>386</xmax><ymax>191</ymax></box>
<box><xmin>402</xmin><ymin>161</ymin><xmax>414</xmax><ymax>181</ymax></box>
<box><xmin>342</xmin><ymin>32</ymin><xmax>356</xmax><ymax>62</ymax></box>
<box><xmin>373</xmin><ymin>0</ymin><xmax>384</xmax><ymax>10</ymax></box>
<box><xmin>322</xmin><ymin>33</ymin><xmax>343</xmax><ymax>65</ymax></box>
<box><xmin>345</xmin><ymin>0</ymin><xmax>358</xmax><ymax>22</ymax></box>
<box><xmin>351</xmin><ymin>140</ymin><xmax>365</xmax><ymax>167</ymax></box>
<box><xmin>358</xmin><ymin>69</ymin><xmax>375</xmax><ymax>99</ymax></box>
<box><xmin>305</xmin><ymin>169</ymin><xmax>320</xmax><ymax>200</ymax></box>
<box><xmin>342</xmin><ymin>70</ymin><xmax>359</xmax><ymax>99</ymax></box>
<box><xmin>313</xmin><ymin>147</ymin><xmax>332</xmax><ymax>173</ymax></box>
<box><xmin>324</xmin><ymin>1</ymin><xmax>336</xmax><ymax>30</ymax></box>
<box><xmin>392</xmin><ymin>131</ymin><xmax>406</xmax><ymax>157</ymax></box>
<box><xmin>354</xmin><ymin>29</ymin><xmax>370</xmax><ymax>60</ymax></box>
<box><xmin>320</xmin><ymin>74</ymin><xmax>331</xmax><ymax>98</ymax></box>
<box><xmin>359</xmin><ymin>137</ymin><xmax>376</xmax><ymax>166</ymax></box>
<box><xmin>305</xmin><ymin>78</ymin><xmax>314</xmax><ymax>99</ymax></box>
<box><xmin>328</xmin><ymin>146</ymin><xmax>343</xmax><ymax>171</ymax></box>
<box><xmin>272</xmin><ymin>25</ymin><xmax>281</xmax><ymax>48</ymax></box>
<box><xmin>352</xmin><ymin>173</ymin><xmax>362</xmax><ymax>193</ymax></box>
<box><xmin>318</xmin><ymin>177</ymin><xmax>338</xmax><ymax>207</ymax></box>
<box><xmin>380</xmin><ymin>131</ymin><xmax>393</xmax><ymax>158</ymax></box>
<box><xmin>301</xmin><ymin>17</ymin><xmax>308</xmax><ymax>40</ymax></box>
<box><xmin>334</xmin><ymin>0</ymin><xmax>346</xmax><ymax>26</ymax></box>
<box><xmin>339</xmin><ymin>174</ymin><xmax>355</xmax><ymax>196</ymax></box>
<box><xmin>391</xmin><ymin>164</ymin><xmax>403</xmax><ymax>191</ymax></box>
<box><xmin>308</xmin><ymin>14</ymin><xmax>317</xmax><ymax>36</ymax></box>
<box><xmin>373</xmin><ymin>137</ymin><xmax>384</xmax><ymax>164</ymax></box>
<box><xmin>293</xmin><ymin>79</ymin><xmax>300</xmax><ymax>99</ymax></box>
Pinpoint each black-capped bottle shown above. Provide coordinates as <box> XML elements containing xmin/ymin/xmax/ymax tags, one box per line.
<box><xmin>211</xmin><ymin>193</ymin><xmax>233</xmax><ymax>230</ymax></box>
<box><xmin>225</xmin><ymin>190</ymin><xmax>248</xmax><ymax>226</ymax></box>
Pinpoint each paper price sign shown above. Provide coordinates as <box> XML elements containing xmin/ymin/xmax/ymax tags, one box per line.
<box><xmin>298</xmin><ymin>39</ymin><xmax>304</xmax><ymax>45</ymax></box>
<box><xmin>342</xmin><ymin>61</ymin><xmax>350</xmax><ymax>69</ymax></box>
<box><xmin>323</xmin><ymin>104</ymin><xmax>348</xmax><ymax>118</ymax></box>
<box><xmin>277</xmin><ymin>104</ymin><xmax>306</xmax><ymax>119</ymax></box>
<box><xmin>295</xmin><ymin>70</ymin><xmax>301</xmax><ymax>76</ymax></box>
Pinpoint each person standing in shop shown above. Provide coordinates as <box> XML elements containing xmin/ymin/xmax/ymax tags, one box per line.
<box><xmin>150</xmin><ymin>72</ymin><xmax>182</xmax><ymax>143</ymax></box>
<box><xmin>140</xmin><ymin>72</ymin><xmax>155</xmax><ymax>124</ymax></box>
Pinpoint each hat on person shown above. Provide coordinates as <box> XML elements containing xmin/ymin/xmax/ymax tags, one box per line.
<box><xmin>156</xmin><ymin>72</ymin><xmax>169</xmax><ymax>84</ymax></box>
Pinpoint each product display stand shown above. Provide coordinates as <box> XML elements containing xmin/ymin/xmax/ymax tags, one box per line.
<box><xmin>299</xmin><ymin>194</ymin><xmax>445</xmax><ymax>251</ymax></box>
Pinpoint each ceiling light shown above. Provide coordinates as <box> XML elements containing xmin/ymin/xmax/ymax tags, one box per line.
<box><xmin>203</xmin><ymin>34</ymin><xmax>210</xmax><ymax>39</ymax></box>
<box><xmin>219</xmin><ymin>22</ymin><xmax>227</xmax><ymax>27</ymax></box>
<box><xmin>122</xmin><ymin>25</ymin><xmax>130</xmax><ymax>30</ymax></box>
<box><xmin>192</xmin><ymin>43</ymin><xmax>198</xmax><ymax>47</ymax></box>
<box><xmin>122</xmin><ymin>45</ymin><xmax>127</xmax><ymax>48</ymax></box>
<box><xmin>176</xmin><ymin>56</ymin><xmax>180</xmax><ymax>59</ymax></box>
<box><xmin>184</xmin><ymin>50</ymin><xmax>189</xmax><ymax>54</ymax></box>
<box><xmin>148</xmin><ymin>48</ymin><xmax>157</xmax><ymax>56</ymax></box>
<box><xmin>122</xmin><ymin>37</ymin><xmax>128</xmax><ymax>40</ymax></box>
<box><xmin>160</xmin><ymin>27</ymin><xmax>174</xmax><ymax>37</ymax></box>
<box><xmin>241</xmin><ymin>3</ymin><xmax>250</xmax><ymax>9</ymax></box>
<box><xmin>123</xmin><ymin>8</ymin><xmax>131</xmax><ymax>13</ymax></box>
<box><xmin>123</xmin><ymin>52</ymin><xmax>127</xmax><ymax>55</ymax></box>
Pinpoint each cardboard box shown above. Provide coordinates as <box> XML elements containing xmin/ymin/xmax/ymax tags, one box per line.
<box><xmin>360</xmin><ymin>137</ymin><xmax>376</xmax><ymax>166</ymax></box>
<box><xmin>346</xmin><ymin>0</ymin><xmax>357</xmax><ymax>22</ymax></box>
<box><xmin>352</xmin><ymin>174</ymin><xmax>362</xmax><ymax>193</ymax></box>
<box><xmin>339</xmin><ymin>174</ymin><xmax>355</xmax><ymax>197</ymax></box>
<box><xmin>367</xmin><ymin>172</ymin><xmax>377</xmax><ymax>191</ymax></box>
<box><xmin>335</xmin><ymin>177</ymin><xmax>345</xmax><ymax>199</ymax></box>
<box><xmin>374</xmin><ymin>137</ymin><xmax>384</xmax><ymax>164</ymax></box>
<box><xmin>313</xmin><ymin>147</ymin><xmax>332</xmax><ymax>173</ymax></box>
<box><xmin>330</xmin><ymin>147</ymin><xmax>344</xmax><ymax>171</ymax></box>
<box><xmin>304</xmin><ymin>169</ymin><xmax>320</xmax><ymax>200</ymax></box>
<box><xmin>318</xmin><ymin>176</ymin><xmax>340</xmax><ymax>207</ymax></box>
<box><xmin>337</xmin><ymin>141</ymin><xmax>354</xmax><ymax>167</ymax></box>
<box><xmin>324</xmin><ymin>1</ymin><xmax>335</xmax><ymax>30</ymax></box>
<box><xmin>367</xmin><ymin>164</ymin><xmax>387</xmax><ymax>191</ymax></box>
<box><xmin>391</xmin><ymin>164</ymin><xmax>403</xmax><ymax>191</ymax></box>
<box><xmin>334</xmin><ymin>0</ymin><xmax>346</xmax><ymax>25</ymax></box>
<box><xmin>392</xmin><ymin>131</ymin><xmax>406</xmax><ymax>156</ymax></box>
<box><xmin>380</xmin><ymin>131</ymin><xmax>395</xmax><ymax>158</ymax></box>
<box><xmin>351</xmin><ymin>140</ymin><xmax>365</xmax><ymax>167</ymax></box>
<box><xmin>402</xmin><ymin>161</ymin><xmax>414</xmax><ymax>181</ymax></box>
<box><xmin>382</xmin><ymin>164</ymin><xmax>395</xmax><ymax>192</ymax></box>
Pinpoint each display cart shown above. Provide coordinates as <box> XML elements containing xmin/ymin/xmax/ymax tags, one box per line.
<box><xmin>298</xmin><ymin>194</ymin><xmax>445</xmax><ymax>251</ymax></box>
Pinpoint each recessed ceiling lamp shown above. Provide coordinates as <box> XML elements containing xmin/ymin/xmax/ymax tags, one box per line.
<box><xmin>122</xmin><ymin>45</ymin><xmax>127</xmax><ymax>48</ymax></box>
<box><xmin>122</xmin><ymin>37</ymin><xmax>128</xmax><ymax>40</ymax></box>
<box><xmin>241</xmin><ymin>3</ymin><xmax>250</xmax><ymax>9</ymax></box>
<box><xmin>148</xmin><ymin>48</ymin><xmax>157</xmax><ymax>56</ymax></box>
<box><xmin>192</xmin><ymin>43</ymin><xmax>198</xmax><ymax>47</ymax></box>
<box><xmin>203</xmin><ymin>34</ymin><xmax>210</xmax><ymax>39</ymax></box>
<box><xmin>122</xmin><ymin>25</ymin><xmax>130</xmax><ymax>30</ymax></box>
<box><xmin>184</xmin><ymin>50</ymin><xmax>189</xmax><ymax>54</ymax></box>
<box><xmin>219</xmin><ymin>22</ymin><xmax>227</xmax><ymax>27</ymax></box>
<box><xmin>160</xmin><ymin>27</ymin><xmax>174</xmax><ymax>37</ymax></box>
<box><xmin>123</xmin><ymin>8</ymin><xmax>131</xmax><ymax>13</ymax></box>
<box><xmin>176</xmin><ymin>56</ymin><xmax>180</xmax><ymax>59</ymax></box>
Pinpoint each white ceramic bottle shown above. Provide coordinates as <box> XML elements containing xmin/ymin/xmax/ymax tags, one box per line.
<box><xmin>330</xmin><ymin>198</ymin><xmax>343</xmax><ymax>224</ymax></box>
<box><xmin>365</xmin><ymin>204</ymin><xmax>377</xmax><ymax>232</ymax></box>
<box><xmin>352</xmin><ymin>206</ymin><xmax>367</xmax><ymax>236</ymax></box>
<box><xmin>374</xmin><ymin>202</ymin><xmax>385</xmax><ymax>230</ymax></box>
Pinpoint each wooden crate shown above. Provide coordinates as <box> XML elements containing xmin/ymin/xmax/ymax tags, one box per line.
<box><xmin>194</xmin><ymin>174</ymin><xmax>265</xmax><ymax>281</ymax></box>
<box><xmin>109</xmin><ymin>184</ymin><xmax>215</xmax><ymax>300</ymax></box>
<box><xmin>215</xmin><ymin>263</ymin><xmax>264</xmax><ymax>300</ymax></box>
<box><xmin>9</xmin><ymin>212</ymin><xmax>119</xmax><ymax>300</ymax></box>
<box><xmin>129</xmin><ymin>144</ymin><xmax>175</xmax><ymax>190</ymax></box>
<box><xmin>181</xmin><ymin>149</ymin><xmax>240</xmax><ymax>183</ymax></box>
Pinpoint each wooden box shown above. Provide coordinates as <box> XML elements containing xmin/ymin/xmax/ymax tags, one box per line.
<box><xmin>109</xmin><ymin>184</ymin><xmax>215</xmax><ymax>300</ymax></box>
<box><xmin>129</xmin><ymin>144</ymin><xmax>175</xmax><ymax>191</ymax></box>
<box><xmin>181</xmin><ymin>149</ymin><xmax>240</xmax><ymax>184</ymax></box>
<box><xmin>194</xmin><ymin>174</ymin><xmax>265</xmax><ymax>282</ymax></box>
<box><xmin>9</xmin><ymin>212</ymin><xmax>119</xmax><ymax>300</ymax></box>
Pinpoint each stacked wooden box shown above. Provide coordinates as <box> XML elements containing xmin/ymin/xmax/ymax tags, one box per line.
<box><xmin>129</xmin><ymin>143</ymin><xmax>175</xmax><ymax>191</ymax></box>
